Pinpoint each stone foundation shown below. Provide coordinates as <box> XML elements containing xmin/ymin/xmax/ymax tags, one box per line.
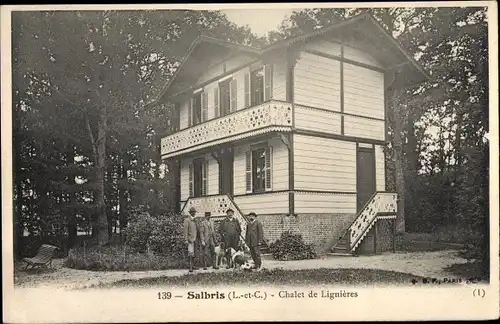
<box><xmin>257</xmin><ymin>213</ymin><xmax>357</xmax><ymax>252</ymax></box>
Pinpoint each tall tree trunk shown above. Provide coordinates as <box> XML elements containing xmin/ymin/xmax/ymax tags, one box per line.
<box><xmin>391</xmin><ymin>89</ymin><xmax>406</xmax><ymax>234</ymax></box>
<box><xmin>95</xmin><ymin>107</ymin><xmax>109</xmax><ymax>246</ymax></box>
<box><xmin>119</xmin><ymin>156</ymin><xmax>128</xmax><ymax>242</ymax></box>
<box><xmin>67</xmin><ymin>144</ymin><xmax>78</xmax><ymax>250</ymax></box>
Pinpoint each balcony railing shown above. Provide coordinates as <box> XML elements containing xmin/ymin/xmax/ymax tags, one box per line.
<box><xmin>161</xmin><ymin>100</ymin><xmax>293</xmax><ymax>158</ymax></box>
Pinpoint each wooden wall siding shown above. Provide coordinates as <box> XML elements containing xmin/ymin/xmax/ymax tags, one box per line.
<box><xmin>343</xmin><ymin>115</ymin><xmax>385</xmax><ymax>140</ymax></box>
<box><xmin>375</xmin><ymin>144</ymin><xmax>386</xmax><ymax>191</ymax></box>
<box><xmin>272</xmin><ymin>61</ymin><xmax>287</xmax><ymax>101</ymax></box>
<box><xmin>343</xmin><ymin>44</ymin><xmax>383</xmax><ymax>68</ymax></box>
<box><xmin>294</xmin><ymin>52</ymin><xmax>341</xmax><ymax>111</ymax></box>
<box><xmin>180</xmin><ymin>157</ymin><xmax>192</xmax><ymax>201</ymax></box>
<box><xmin>343</xmin><ymin>63</ymin><xmax>385</xmax><ymax>119</ymax></box>
<box><xmin>304</xmin><ymin>39</ymin><xmax>342</xmax><ymax>56</ymax></box>
<box><xmin>294</xmin><ymin>105</ymin><xmax>342</xmax><ymax>134</ymax></box>
<box><xmin>234</xmin><ymin>192</ymin><xmax>289</xmax><ymax>215</ymax></box>
<box><xmin>294</xmin><ymin>192</ymin><xmax>357</xmax><ymax>214</ymax></box>
<box><xmin>294</xmin><ymin>134</ymin><xmax>357</xmax><ymax>192</ymax></box>
<box><xmin>233</xmin><ymin>137</ymin><xmax>289</xmax><ymax>195</ymax></box>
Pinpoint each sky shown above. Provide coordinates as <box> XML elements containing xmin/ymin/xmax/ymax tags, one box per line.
<box><xmin>221</xmin><ymin>9</ymin><xmax>298</xmax><ymax>36</ymax></box>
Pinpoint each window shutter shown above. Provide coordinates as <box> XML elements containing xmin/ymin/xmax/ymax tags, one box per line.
<box><xmin>202</xmin><ymin>160</ymin><xmax>208</xmax><ymax>196</ymax></box>
<box><xmin>202</xmin><ymin>91</ymin><xmax>208</xmax><ymax>122</ymax></box>
<box><xmin>230</xmin><ymin>79</ymin><xmax>237</xmax><ymax>112</ymax></box>
<box><xmin>265</xmin><ymin>146</ymin><xmax>272</xmax><ymax>191</ymax></box>
<box><xmin>213</xmin><ymin>87</ymin><xmax>219</xmax><ymax>118</ymax></box>
<box><xmin>245</xmin><ymin>151</ymin><xmax>252</xmax><ymax>193</ymax></box>
<box><xmin>188</xmin><ymin>98</ymin><xmax>193</xmax><ymax>127</ymax></box>
<box><xmin>188</xmin><ymin>163</ymin><xmax>194</xmax><ymax>197</ymax></box>
<box><xmin>244</xmin><ymin>73</ymin><xmax>250</xmax><ymax>108</ymax></box>
<box><xmin>264</xmin><ymin>64</ymin><xmax>273</xmax><ymax>102</ymax></box>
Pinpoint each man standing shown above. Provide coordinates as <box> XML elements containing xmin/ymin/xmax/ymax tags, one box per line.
<box><xmin>219</xmin><ymin>208</ymin><xmax>241</xmax><ymax>268</ymax></box>
<box><xmin>245</xmin><ymin>212</ymin><xmax>264</xmax><ymax>271</ymax></box>
<box><xmin>199</xmin><ymin>212</ymin><xmax>219</xmax><ymax>270</ymax></box>
<box><xmin>183</xmin><ymin>207</ymin><xmax>198</xmax><ymax>273</ymax></box>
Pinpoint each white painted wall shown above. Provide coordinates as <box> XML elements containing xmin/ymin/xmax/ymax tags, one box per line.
<box><xmin>343</xmin><ymin>44</ymin><xmax>383</xmax><ymax>68</ymax></box>
<box><xmin>305</xmin><ymin>39</ymin><xmax>342</xmax><ymax>56</ymax></box>
<box><xmin>294</xmin><ymin>105</ymin><xmax>342</xmax><ymax>134</ymax></box>
<box><xmin>273</xmin><ymin>60</ymin><xmax>287</xmax><ymax>101</ymax></box>
<box><xmin>294</xmin><ymin>52</ymin><xmax>341</xmax><ymax>111</ymax></box>
<box><xmin>294</xmin><ymin>134</ymin><xmax>357</xmax><ymax>192</ymax></box>
<box><xmin>294</xmin><ymin>192</ymin><xmax>357</xmax><ymax>214</ymax></box>
<box><xmin>234</xmin><ymin>192</ymin><xmax>289</xmax><ymax>215</ymax></box>
<box><xmin>180</xmin><ymin>157</ymin><xmax>192</xmax><ymax>201</ymax></box>
<box><xmin>375</xmin><ymin>144</ymin><xmax>386</xmax><ymax>191</ymax></box>
<box><xmin>343</xmin><ymin>63</ymin><xmax>385</xmax><ymax>120</ymax></box>
<box><xmin>343</xmin><ymin>115</ymin><xmax>385</xmax><ymax>141</ymax></box>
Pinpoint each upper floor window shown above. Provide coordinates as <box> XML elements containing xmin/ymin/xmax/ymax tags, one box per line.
<box><xmin>251</xmin><ymin>68</ymin><xmax>265</xmax><ymax>106</ymax></box>
<box><xmin>192</xmin><ymin>92</ymin><xmax>202</xmax><ymax>126</ymax></box>
<box><xmin>245</xmin><ymin>64</ymin><xmax>273</xmax><ymax>108</ymax></box>
<box><xmin>219</xmin><ymin>79</ymin><xmax>231</xmax><ymax>117</ymax></box>
<box><xmin>188</xmin><ymin>91</ymin><xmax>208</xmax><ymax>127</ymax></box>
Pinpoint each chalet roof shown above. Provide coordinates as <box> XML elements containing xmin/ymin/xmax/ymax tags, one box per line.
<box><xmin>147</xmin><ymin>13</ymin><xmax>429</xmax><ymax>107</ymax></box>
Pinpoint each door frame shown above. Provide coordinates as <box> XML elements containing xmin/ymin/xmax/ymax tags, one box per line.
<box><xmin>356</xmin><ymin>143</ymin><xmax>377</xmax><ymax>212</ymax></box>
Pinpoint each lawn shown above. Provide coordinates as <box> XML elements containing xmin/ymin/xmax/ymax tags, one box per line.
<box><xmin>94</xmin><ymin>268</ymin><xmax>434</xmax><ymax>288</ymax></box>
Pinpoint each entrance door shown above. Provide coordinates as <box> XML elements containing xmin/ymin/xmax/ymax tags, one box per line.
<box><xmin>219</xmin><ymin>149</ymin><xmax>234</xmax><ymax>196</ymax></box>
<box><xmin>356</xmin><ymin>146</ymin><xmax>376</xmax><ymax>212</ymax></box>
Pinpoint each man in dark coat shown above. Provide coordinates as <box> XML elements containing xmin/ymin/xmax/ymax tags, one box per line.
<box><xmin>218</xmin><ymin>208</ymin><xmax>241</xmax><ymax>268</ymax></box>
<box><xmin>245</xmin><ymin>212</ymin><xmax>264</xmax><ymax>271</ymax></box>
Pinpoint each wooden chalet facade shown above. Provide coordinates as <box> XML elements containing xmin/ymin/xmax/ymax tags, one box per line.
<box><xmin>148</xmin><ymin>13</ymin><xmax>427</xmax><ymax>254</ymax></box>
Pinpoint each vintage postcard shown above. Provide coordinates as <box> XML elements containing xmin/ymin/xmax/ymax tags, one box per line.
<box><xmin>2</xmin><ymin>2</ymin><xmax>499</xmax><ymax>322</ymax></box>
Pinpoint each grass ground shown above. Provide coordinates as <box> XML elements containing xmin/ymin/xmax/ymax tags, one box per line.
<box><xmin>95</xmin><ymin>268</ymin><xmax>438</xmax><ymax>288</ymax></box>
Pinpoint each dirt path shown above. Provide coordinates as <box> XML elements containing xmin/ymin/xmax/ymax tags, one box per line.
<box><xmin>14</xmin><ymin>250</ymin><xmax>469</xmax><ymax>290</ymax></box>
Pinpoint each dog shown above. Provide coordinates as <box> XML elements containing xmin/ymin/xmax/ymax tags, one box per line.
<box><xmin>214</xmin><ymin>243</ymin><xmax>227</xmax><ymax>268</ymax></box>
<box><xmin>229</xmin><ymin>247</ymin><xmax>253</xmax><ymax>271</ymax></box>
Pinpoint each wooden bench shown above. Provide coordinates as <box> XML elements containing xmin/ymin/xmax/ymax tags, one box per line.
<box><xmin>23</xmin><ymin>244</ymin><xmax>59</xmax><ymax>270</ymax></box>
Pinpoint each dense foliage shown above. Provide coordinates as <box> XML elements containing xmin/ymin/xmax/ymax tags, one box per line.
<box><xmin>269</xmin><ymin>232</ymin><xmax>318</xmax><ymax>261</ymax></box>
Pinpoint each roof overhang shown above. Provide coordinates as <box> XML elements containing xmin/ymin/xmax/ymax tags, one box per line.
<box><xmin>146</xmin><ymin>13</ymin><xmax>429</xmax><ymax>108</ymax></box>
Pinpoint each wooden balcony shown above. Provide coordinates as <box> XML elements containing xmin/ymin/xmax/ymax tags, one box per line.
<box><xmin>161</xmin><ymin>100</ymin><xmax>293</xmax><ymax>158</ymax></box>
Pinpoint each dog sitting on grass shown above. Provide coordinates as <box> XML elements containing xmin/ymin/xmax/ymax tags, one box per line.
<box><xmin>229</xmin><ymin>247</ymin><xmax>253</xmax><ymax>271</ymax></box>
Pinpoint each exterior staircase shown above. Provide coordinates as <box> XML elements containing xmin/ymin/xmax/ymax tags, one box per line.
<box><xmin>181</xmin><ymin>194</ymin><xmax>270</xmax><ymax>253</ymax></box>
<box><xmin>332</xmin><ymin>191</ymin><xmax>397</xmax><ymax>255</ymax></box>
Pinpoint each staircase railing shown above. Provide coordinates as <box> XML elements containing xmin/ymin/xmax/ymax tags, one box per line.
<box><xmin>332</xmin><ymin>191</ymin><xmax>397</xmax><ymax>253</ymax></box>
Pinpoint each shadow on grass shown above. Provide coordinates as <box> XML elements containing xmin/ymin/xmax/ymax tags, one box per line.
<box><xmin>92</xmin><ymin>268</ymin><xmax>440</xmax><ymax>289</ymax></box>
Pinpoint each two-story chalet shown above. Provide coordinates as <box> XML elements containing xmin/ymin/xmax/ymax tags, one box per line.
<box><xmin>148</xmin><ymin>13</ymin><xmax>427</xmax><ymax>255</ymax></box>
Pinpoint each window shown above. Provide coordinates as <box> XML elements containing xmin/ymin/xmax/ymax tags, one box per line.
<box><xmin>245</xmin><ymin>145</ymin><xmax>272</xmax><ymax>193</ymax></box>
<box><xmin>189</xmin><ymin>157</ymin><xmax>208</xmax><ymax>197</ymax></box>
<box><xmin>250</xmin><ymin>68</ymin><xmax>265</xmax><ymax>106</ymax></box>
<box><xmin>219</xmin><ymin>79</ymin><xmax>231</xmax><ymax>117</ymax></box>
<box><xmin>191</xmin><ymin>92</ymin><xmax>202</xmax><ymax>126</ymax></box>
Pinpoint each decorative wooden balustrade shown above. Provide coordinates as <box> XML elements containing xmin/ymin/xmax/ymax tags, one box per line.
<box><xmin>332</xmin><ymin>192</ymin><xmax>397</xmax><ymax>254</ymax></box>
<box><xmin>181</xmin><ymin>194</ymin><xmax>250</xmax><ymax>250</ymax></box>
<box><xmin>161</xmin><ymin>100</ymin><xmax>293</xmax><ymax>158</ymax></box>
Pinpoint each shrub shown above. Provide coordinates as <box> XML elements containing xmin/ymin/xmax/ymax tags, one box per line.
<box><xmin>124</xmin><ymin>208</ymin><xmax>186</xmax><ymax>261</ymax></box>
<box><xmin>64</xmin><ymin>245</ymin><xmax>187</xmax><ymax>271</ymax></box>
<box><xmin>269</xmin><ymin>231</ymin><xmax>317</xmax><ymax>261</ymax></box>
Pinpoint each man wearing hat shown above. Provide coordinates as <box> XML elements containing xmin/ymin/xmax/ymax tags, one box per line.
<box><xmin>184</xmin><ymin>206</ymin><xmax>198</xmax><ymax>272</ymax></box>
<box><xmin>199</xmin><ymin>212</ymin><xmax>219</xmax><ymax>270</ymax></box>
<box><xmin>245</xmin><ymin>212</ymin><xmax>264</xmax><ymax>271</ymax></box>
<box><xmin>218</xmin><ymin>208</ymin><xmax>241</xmax><ymax>268</ymax></box>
